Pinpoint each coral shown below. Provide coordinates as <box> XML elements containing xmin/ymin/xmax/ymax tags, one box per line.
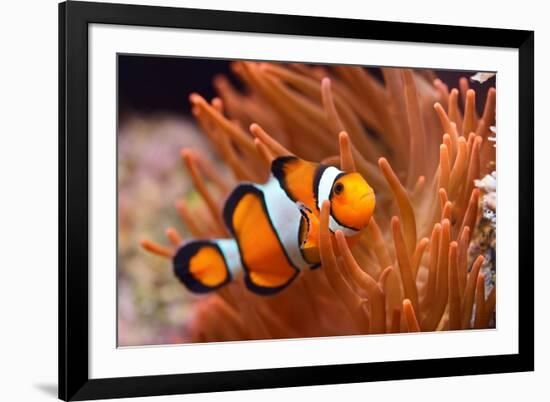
<box><xmin>472</xmin><ymin>170</ymin><xmax>497</xmax><ymax>317</ymax></box>
<box><xmin>140</xmin><ymin>62</ymin><xmax>497</xmax><ymax>341</ymax></box>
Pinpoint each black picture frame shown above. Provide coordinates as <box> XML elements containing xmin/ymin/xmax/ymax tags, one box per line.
<box><xmin>59</xmin><ymin>1</ymin><xmax>534</xmax><ymax>400</ymax></box>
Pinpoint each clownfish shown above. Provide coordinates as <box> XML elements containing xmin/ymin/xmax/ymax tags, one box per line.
<box><xmin>173</xmin><ymin>156</ymin><xmax>376</xmax><ymax>295</ymax></box>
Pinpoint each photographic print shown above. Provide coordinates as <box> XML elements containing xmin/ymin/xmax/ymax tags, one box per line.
<box><xmin>60</xmin><ymin>3</ymin><xmax>533</xmax><ymax>399</ymax></box>
<box><xmin>117</xmin><ymin>56</ymin><xmax>497</xmax><ymax>347</ymax></box>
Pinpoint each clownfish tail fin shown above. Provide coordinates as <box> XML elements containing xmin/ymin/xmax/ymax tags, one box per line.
<box><xmin>172</xmin><ymin>239</ymin><xmax>241</xmax><ymax>293</ymax></box>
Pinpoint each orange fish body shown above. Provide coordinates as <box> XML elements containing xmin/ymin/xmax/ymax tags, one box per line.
<box><xmin>173</xmin><ymin>156</ymin><xmax>375</xmax><ymax>295</ymax></box>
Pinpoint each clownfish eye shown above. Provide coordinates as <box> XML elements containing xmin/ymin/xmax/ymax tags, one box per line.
<box><xmin>334</xmin><ymin>182</ymin><xmax>344</xmax><ymax>195</ymax></box>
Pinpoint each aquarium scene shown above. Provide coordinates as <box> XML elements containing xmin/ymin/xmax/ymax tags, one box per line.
<box><xmin>117</xmin><ymin>55</ymin><xmax>496</xmax><ymax>346</ymax></box>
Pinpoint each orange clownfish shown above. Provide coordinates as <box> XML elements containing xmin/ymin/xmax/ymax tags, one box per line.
<box><xmin>173</xmin><ymin>156</ymin><xmax>376</xmax><ymax>295</ymax></box>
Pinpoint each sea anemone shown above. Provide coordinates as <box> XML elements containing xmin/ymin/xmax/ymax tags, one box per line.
<box><xmin>138</xmin><ymin>62</ymin><xmax>497</xmax><ymax>342</ymax></box>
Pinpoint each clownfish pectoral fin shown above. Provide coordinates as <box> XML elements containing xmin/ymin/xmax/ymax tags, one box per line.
<box><xmin>224</xmin><ymin>183</ymin><xmax>299</xmax><ymax>295</ymax></box>
<box><xmin>298</xmin><ymin>203</ymin><xmax>321</xmax><ymax>265</ymax></box>
<box><xmin>173</xmin><ymin>239</ymin><xmax>240</xmax><ymax>293</ymax></box>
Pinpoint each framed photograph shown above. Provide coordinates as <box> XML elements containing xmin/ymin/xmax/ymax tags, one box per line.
<box><xmin>59</xmin><ymin>1</ymin><xmax>534</xmax><ymax>400</ymax></box>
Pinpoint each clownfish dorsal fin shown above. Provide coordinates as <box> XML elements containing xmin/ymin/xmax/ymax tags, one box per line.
<box><xmin>271</xmin><ymin>156</ymin><xmax>318</xmax><ymax>212</ymax></box>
